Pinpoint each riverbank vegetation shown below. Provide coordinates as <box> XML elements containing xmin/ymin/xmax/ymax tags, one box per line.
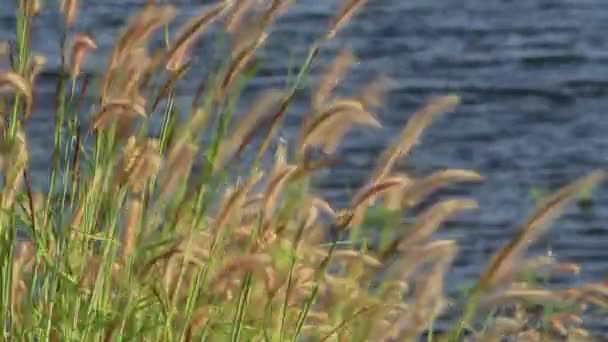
<box><xmin>1</xmin><ymin>0</ymin><xmax>606</xmax><ymax>340</ymax></box>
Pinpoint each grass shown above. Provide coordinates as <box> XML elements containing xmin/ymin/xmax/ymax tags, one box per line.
<box><xmin>1</xmin><ymin>0</ymin><xmax>607</xmax><ymax>341</ymax></box>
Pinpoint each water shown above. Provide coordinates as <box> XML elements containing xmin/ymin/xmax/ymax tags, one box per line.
<box><xmin>2</xmin><ymin>0</ymin><xmax>608</xmax><ymax>333</ymax></box>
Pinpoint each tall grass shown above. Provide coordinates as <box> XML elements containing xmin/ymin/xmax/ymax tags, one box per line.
<box><xmin>1</xmin><ymin>0</ymin><xmax>607</xmax><ymax>341</ymax></box>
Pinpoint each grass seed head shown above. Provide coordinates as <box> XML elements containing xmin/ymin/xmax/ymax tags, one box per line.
<box><xmin>61</xmin><ymin>0</ymin><xmax>78</xmax><ymax>27</ymax></box>
<box><xmin>69</xmin><ymin>34</ymin><xmax>97</xmax><ymax>79</ymax></box>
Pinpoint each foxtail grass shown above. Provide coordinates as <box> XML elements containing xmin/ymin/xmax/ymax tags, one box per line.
<box><xmin>1</xmin><ymin>1</ymin><xmax>607</xmax><ymax>341</ymax></box>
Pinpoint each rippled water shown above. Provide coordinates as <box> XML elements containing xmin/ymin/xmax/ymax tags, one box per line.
<box><xmin>2</xmin><ymin>0</ymin><xmax>608</xmax><ymax>333</ymax></box>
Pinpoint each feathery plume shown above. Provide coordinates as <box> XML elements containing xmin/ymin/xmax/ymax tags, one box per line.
<box><xmin>299</xmin><ymin>99</ymin><xmax>381</xmax><ymax>154</ymax></box>
<box><xmin>210</xmin><ymin>253</ymin><xmax>272</xmax><ymax>293</ymax></box>
<box><xmin>382</xmin><ymin>198</ymin><xmax>477</xmax><ymax>259</ymax></box>
<box><xmin>259</xmin><ymin>0</ymin><xmax>291</xmax><ymax>27</ymax></box>
<box><xmin>114</xmin><ymin>5</ymin><xmax>176</xmax><ymax>64</ymax></box>
<box><xmin>115</xmin><ymin>137</ymin><xmax>162</xmax><ymax>194</ymax></box>
<box><xmin>219</xmin><ymin>30</ymin><xmax>268</xmax><ymax>100</ymax></box>
<box><xmin>165</xmin><ymin>3</ymin><xmax>227</xmax><ymax>71</ymax></box>
<box><xmin>1</xmin><ymin>129</ymin><xmax>28</xmax><ymax>209</ymax></box>
<box><xmin>102</xmin><ymin>5</ymin><xmax>176</xmax><ymax>101</ymax></box>
<box><xmin>359</xmin><ymin>76</ymin><xmax>392</xmax><ymax>109</ymax></box>
<box><xmin>61</xmin><ymin>0</ymin><xmax>79</xmax><ymax>28</ymax></box>
<box><xmin>327</xmin><ymin>0</ymin><xmax>369</xmax><ymax>39</ymax></box>
<box><xmin>215</xmin><ymin>89</ymin><xmax>284</xmax><ymax>170</ymax></box>
<box><xmin>313</xmin><ymin>49</ymin><xmax>356</xmax><ymax>111</ymax></box>
<box><xmin>27</xmin><ymin>55</ymin><xmax>46</xmax><ymax>85</ymax></box>
<box><xmin>159</xmin><ymin>142</ymin><xmax>198</xmax><ymax>198</ymax></box>
<box><xmin>123</xmin><ymin>196</ymin><xmax>143</xmax><ymax>260</ymax></box>
<box><xmin>370</xmin><ymin>95</ymin><xmax>460</xmax><ymax>183</ymax></box>
<box><xmin>69</xmin><ymin>34</ymin><xmax>97</xmax><ymax>79</ymax></box>
<box><xmin>225</xmin><ymin>0</ymin><xmax>257</xmax><ymax>33</ymax></box>
<box><xmin>263</xmin><ymin>165</ymin><xmax>298</xmax><ymax>222</ymax></box>
<box><xmin>479</xmin><ymin>289</ymin><xmax>560</xmax><ymax>309</ymax></box>
<box><xmin>478</xmin><ymin>171</ymin><xmax>605</xmax><ymax>291</ymax></box>
<box><xmin>0</xmin><ymin>71</ymin><xmax>33</xmax><ymax>119</ymax></box>
<box><xmin>351</xmin><ymin>176</ymin><xmax>407</xmax><ymax>211</ymax></box>
<box><xmin>90</xmin><ymin>99</ymin><xmax>146</xmax><ymax>131</ymax></box>
<box><xmin>214</xmin><ymin>172</ymin><xmax>263</xmax><ymax>234</ymax></box>
<box><xmin>332</xmin><ymin>250</ymin><xmax>382</xmax><ymax>268</ymax></box>
<box><xmin>400</xmin><ymin>169</ymin><xmax>484</xmax><ymax>208</ymax></box>
<box><xmin>382</xmin><ymin>174</ymin><xmax>412</xmax><ymax>210</ymax></box>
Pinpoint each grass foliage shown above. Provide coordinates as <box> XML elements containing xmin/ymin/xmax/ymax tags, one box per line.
<box><xmin>1</xmin><ymin>0</ymin><xmax>607</xmax><ymax>341</ymax></box>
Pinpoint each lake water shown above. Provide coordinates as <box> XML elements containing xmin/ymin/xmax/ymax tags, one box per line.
<box><xmin>2</xmin><ymin>0</ymin><xmax>608</xmax><ymax>334</ymax></box>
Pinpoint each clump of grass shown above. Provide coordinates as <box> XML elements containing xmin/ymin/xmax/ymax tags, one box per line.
<box><xmin>1</xmin><ymin>1</ymin><xmax>607</xmax><ymax>341</ymax></box>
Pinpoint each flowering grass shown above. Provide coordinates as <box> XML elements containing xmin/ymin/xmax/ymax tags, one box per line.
<box><xmin>0</xmin><ymin>1</ymin><xmax>607</xmax><ymax>341</ymax></box>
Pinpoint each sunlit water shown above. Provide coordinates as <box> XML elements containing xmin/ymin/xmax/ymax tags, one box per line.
<box><xmin>2</xmin><ymin>0</ymin><xmax>608</xmax><ymax>334</ymax></box>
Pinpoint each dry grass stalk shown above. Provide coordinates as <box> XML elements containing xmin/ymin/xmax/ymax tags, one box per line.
<box><xmin>332</xmin><ymin>250</ymin><xmax>382</xmax><ymax>268</ymax></box>
<box><xmin>102</xmin><ymin>5</ymin><xmax>176</xmax><ymax>102</ymax></box>
<box><xmin>351</xmin><ymin>176</ymin><xmax>407</xmax><ymax>211</ymax></box>
<box><xmin>159</xmin><ymin>142</ymin><xmax>198</xmax><ymax>198</ymax></box>
<box><xmin>299</xmin><ymin>196</ymin><xmax>336</xmax><ymax>235</ymax></box>
<box><xmin>90</xmin><ymin>99</ymin><xmax>146</xmax><ymax>131</ymax></box>
<box><xmin>311</xmin><ymin>196</ymin><xmax>336</xmax><ymax>217</ymax></box>
<box><xmin>272</xmin><ymin>135</ymin><xmax>288</xmax><ymax>175</ymax></box>
<box><xmin>299</xmin><ymin>99</ymin><xmax>381</xmax><ymax>154</ymax></box>
<box><xmin>123</xmin><ymin>195</ymin><xmax>143</xmax><ymax>260</ymax></box>
<box><xmin>20</xmin><ymin>191</ymin><xmax>44</xmax><ymax>220</ymax></box>
<box><xmin>219</xmin><ymin>30</ymin><xmax>268</xmax><ymax>100</ymax></box>
<box><xmin>225</xmin><ymin>0</ymin><xmax>257</xmax><ymax>33</ymax></box>
<box><xmin>369</xmin><ymin>95</ymin><xmax>460</xmax><ymax>184</ymax></box>
<box><xmin>327</xmin><ymin>0</ymin><xmax>369</xmax><ymax>39</ymax></box>
<box><xmin>404</xmin><ymin>198</ymin><xmax>478</xmax><ymax>247</ymax></box>
<box><xmin>61</xmin><ymin>0</ymin><xmax>79</xmax><ymax>28</ymax></box>
<box><xmin>151</xmin><ymin>61</ymin><xmax>191</xmax><ymax>111</ymax></box>
<box><xmin>120</xmin><ymin>48</ymin><xmax>151</xmax><ymax>91</ymax></box>
<box><xmin>214</xmin><ymin>172</ymin><xmax>263</xmax><ymax>234</ymax></box>
<box><xmin>347</xmin><ymin>176</ymin><xmax>407</xmax><ymax>226</ymax></box>
<box><xmin>384</xmin><ymin>244</ymin><xmax>456</xmax><ymax>341</ymax></box>
<box><xmin>400</xmin><ymin>169</ymin><xmax>484</xmax><ymax>208</ymax></box>
<box><xmin>29</xmin><ymin>0</ymin><xmax>44</xmax><ymax>16</ymax></box>
<box><xmin>113</xmin><ymin>5</ymin><xmax>176</xmax><ymax>65</ymax></box>
<box><xmin>210</xmin><ymin>253</ymin><xmax>272</xmax><ymax>293</ymax></box>
<box><xmin>263</xmin><ymin>165</ymin><xmax>298</xmax><ymax>222</ymax></box>
<box><xmin>313</xmin><ymin>49</ymin><xmax>356</xmax><ymax>111</ymax></box>
<box><xmin>115</xmin><ymin>137</ymin><xmax>162</xmax><ymax>194</ymax></box>
<box><xmin>380</xmin><ymin>240</ymin><xmax>455</xmax><ymax>291</ymax></box>
<box><xmin>229</xmin><ymin>17</ymin><xmax>269</xmax><ymax>62</ymax></box>
<box><xmin>214</xmin><ymin>89</ymin><xmax>284</xmax><ymax>170</ymax></box>
<box><xmin>259</xmin><ymin>0</ymin><xmax>291</xmax><ymax>27</ymax></box>
<box><xmin>165</xmin><ymin>3</ymin><xmax>227</xmax><ymax>71</ymax></box>
<box><xmin>379</xmin><ymin>198</ymin><xmax>477</xmax><ymax>260</ymax></box>
<box><xmin>2</xmin><ymin>130</ymin><xmax>28</xmax><ymax>209</ymax></box>
<box><xmin>27</xmin><ymin>55</ymin><xmax>46</xmax><ymax>85</ymax></box>
<box><xmin>359</xmin><ymin>76</ymin><xmax>392</xmax><ymax>110</ymax></box>
<box><xmin>11</xmin><ymin>241</ymin><xmax>35</xmax><ymax>318</ymax></box>
<box><xmin>478</xmin><ymin>171</ymin><xmax>605</xmax><ymax>291</ymax></box>
<box><xmin>381</xmin><ymin>174</ymin><xmax>412</xmax><ymax>210</ymax></box>
<box><xmin>479</xmin><ymin>289</ymin><xmax>561</xmax><ymax>308</ymax></box>
<box><xmin>0</xmin><ymin>71</ymin><xmax>33</xmax><ymax>119</ymax></box>
<box><xmin>69</xmin><ymin>34</ymin><xmax>97</xmax><ymax>79</ymax></box>
<box><xmin>514</xmin><ymin>256</ymin><xmax>581</xmax><ymax>281</ymax></box>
